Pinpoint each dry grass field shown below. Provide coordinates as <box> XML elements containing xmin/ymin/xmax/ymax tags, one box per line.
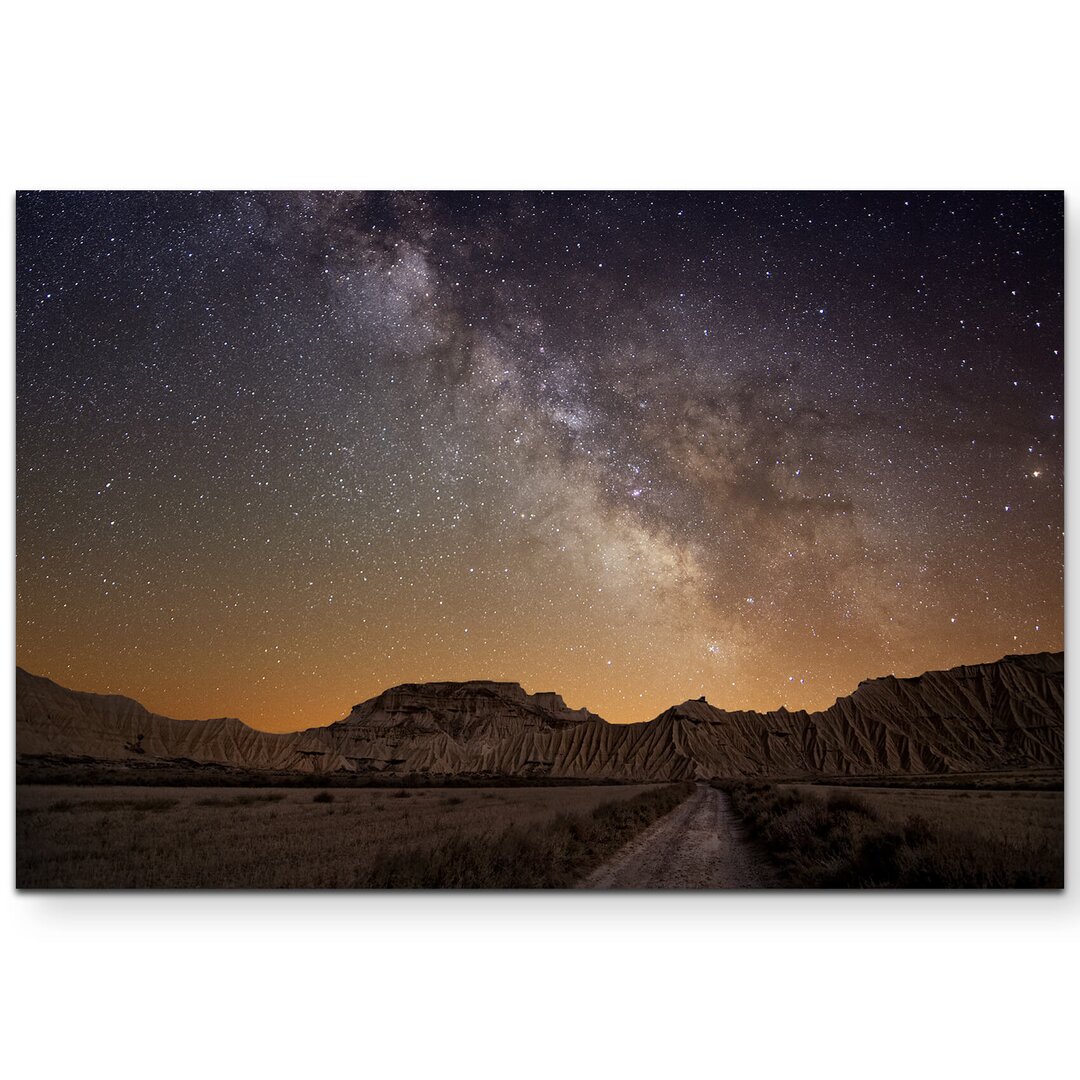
<box><xmin>719</xmin><ymin>781</ymin><xmax>1063</xmax><ymax>888</ymax></box>
<box><xmin>16</xmin><ymin>782</ymin><xmax>686</xmax><ymax>888</ymax></box>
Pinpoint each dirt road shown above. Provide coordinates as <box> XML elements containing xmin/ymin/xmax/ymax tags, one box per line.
<box><xmin>584</xmin><ymin>783</ymin><xmax>770</xmax><ymax>889</ymax></box>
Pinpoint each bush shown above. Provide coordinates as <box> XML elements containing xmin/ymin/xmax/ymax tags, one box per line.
<box><xmin>366</xmin><ymin>782</ymin><xmax>692</xmax><ymax>888</ymax></box>
<box><xmin>312</xmin><ymin>791</ymin><xmax>335</xmax><ymax>804</ymax></box>
<box><xmin>825</xmin><ymin>791</ymin><xmax>877</xmax><ymax>819</ymax></box>
<box><xmin>196</xmin><ymin>793</ymin><xmax>285</xmax><ymax>807</ymax></box>
<box><xmin>717</xmin><ymin>781</ymin><xmax>1061</xmax><ymax>888</ymax></box>
<box><xmin>903</xmin><ymin>814</ymin><xmax>933</xmax><ymax>847</ymax></box>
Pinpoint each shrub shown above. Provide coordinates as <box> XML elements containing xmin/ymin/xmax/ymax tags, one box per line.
<box><xmin>196</xmin><ymin>793</ymin><xmax>285</xmax><ymax>807</ymax></box>
<box><xmin>903</xmin><ymin>814</ymin><xmax>933</xmax><ymax>847</ymax></box>
<box><xmin>366</xmin><ymin>782</ymin><xmax>692</xmax><ymax>888</ymax></box>
<box><xmin>825</xmin><ymin>791</ymin><xmax>877</xmax><ymax>819</ymax></box>
<box><xmin>718</xmin><ymin>781</ymin><xmax>1061</xmax><ymax>888</ymax></box>
<box><xmin>312</xmin><ymin>791</ymin><xmax>334</xmax><ymax>804</ymax></box>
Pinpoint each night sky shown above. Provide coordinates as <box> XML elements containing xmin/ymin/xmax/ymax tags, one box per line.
<box><xmin>16</xmin><ymin>191</ymin><xmax>1063</xmax><ymax>731</ymax></box>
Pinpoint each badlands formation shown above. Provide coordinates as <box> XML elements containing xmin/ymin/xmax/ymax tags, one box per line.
<box><xmin>16</xmin><ymin>652</ymin><xmax>1063</xmax><ymax>781</ymax></box>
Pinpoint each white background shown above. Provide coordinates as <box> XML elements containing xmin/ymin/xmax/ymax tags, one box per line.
<box><xmin>1</xmin><ymin>3</ymin><xmax>1076</xmax><ymax>1078</ymax></box>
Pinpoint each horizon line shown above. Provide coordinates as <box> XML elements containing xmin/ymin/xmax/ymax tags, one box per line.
<box><xmin>15</xmin><ymin>648</ymin><xmax>1064</xmax><ymax>735</ymax></box>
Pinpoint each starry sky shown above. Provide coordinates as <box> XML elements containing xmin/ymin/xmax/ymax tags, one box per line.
<box><xmin>16</xmin><ymin>192</ymin><xmax>1063</xmax><ymax>731</ymax></box>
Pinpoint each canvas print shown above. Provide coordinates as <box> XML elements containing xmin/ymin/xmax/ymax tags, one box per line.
<box><xmin>15</xmin><ymin>191</ymin><xmax>1063</xmax><ymax>889</ymax></box>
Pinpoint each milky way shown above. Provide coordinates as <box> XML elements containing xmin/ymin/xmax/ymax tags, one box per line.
<box><xmin>16</xmin><ymin>192</ymin><xmax>1063</xmax><ymax>730</ymax></box>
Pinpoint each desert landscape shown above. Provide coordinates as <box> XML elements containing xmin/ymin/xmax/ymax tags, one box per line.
<box><xmin>16</xmin><ymin>782</ymin><xmax>691</xmax><ymax>888</ymax></box>
<box><xmin>15</xmin><ymin>651</ymin><xmax>1064</xmax><ymax>888</ymax></box>
<box><xmin>16</xmin><ymin>191</ymin><xmax>1063</xmax><ymax>890</ymax></box>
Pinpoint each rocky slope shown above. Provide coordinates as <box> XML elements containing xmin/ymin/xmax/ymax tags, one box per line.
<box><xmin>15</xmin><ymin>667</ymin><xmax>330</xmax><ymax>769</ymax></box>
<box><xmin>15</xmin><ymin>652</ymin><xmax>1064</xmax><ymax>780</ymax></box>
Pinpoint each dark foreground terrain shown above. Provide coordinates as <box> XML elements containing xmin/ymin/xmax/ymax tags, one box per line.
<box><xmin>17</xmin><ymin>775</ymin><xmax>1062</xmax><ymax>888</ymax></box>
<box><xmin>716</xmin><ymin>779</ymin><xmax>1063</xmax><ymax>887</ymax></box>
<box><xmin>16</xmin><ymin>782</ymin><xmax>690</xmax><ymax>888</ymax></box>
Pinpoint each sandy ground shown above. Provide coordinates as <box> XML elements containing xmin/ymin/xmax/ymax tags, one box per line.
<box><xmin>584</xmin><ymin>783</ymin><xmax>770</xmax><ymax>889</ymax></box>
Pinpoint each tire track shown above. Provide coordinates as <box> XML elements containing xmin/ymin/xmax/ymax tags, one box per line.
<box><xmin>584</xmin><ymin>783</ymin><xmax>770</xmax><ymax>888</ymax></box>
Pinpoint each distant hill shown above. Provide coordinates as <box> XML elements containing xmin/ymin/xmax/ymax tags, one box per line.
<box><xmin>16</xmin><ymin>652</ymin><xmax>1063</xmax><ymax>780</ymax></box>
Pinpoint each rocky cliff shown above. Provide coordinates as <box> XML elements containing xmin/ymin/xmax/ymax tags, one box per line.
<box><xmin>15</xmin><ymin>652</ymin><xmax>1064</xmax><ymax>780</ymax></box>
